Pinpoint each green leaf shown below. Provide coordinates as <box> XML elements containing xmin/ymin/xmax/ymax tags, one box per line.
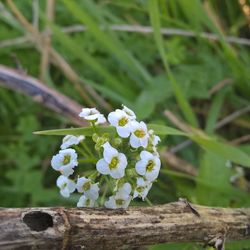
<box><xmin>196</xmin><ymin>151</ymin><xmax>232</xmax><ymax>206</ymax></box>
<box><xmin>148</xmin><ymin>124</ymin><xmax>187</xmax><ymax>136</ymax></box>
<box><xmin>61</xmin><ymin>0</ymin><xmax>152</xmax><ymax>86</ymax></box>
<box><xmin>148</xmin><ymin>0</ymin><xmax>198</xmax><ymax>127</ymax></box>
<box><xmin>205</xmin><ymin>91</ymin><xmax>226</xmax><ymax>134</ymax></box>
<box><xmin>192</xmin><ymin>136</ymin><xmax>250</xmax><ymax>168</ymax></box>
<box><xmin>35</xmin><ymin>124</ymin><xmax>187</xmax><ymax>137</ymax></box>
<box><xmin>34</xmin><ymin>126</ymin><xmax>115</xmax><ymax>136</ymax></box>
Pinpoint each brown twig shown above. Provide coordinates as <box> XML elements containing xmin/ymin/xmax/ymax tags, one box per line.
<box><xmin>0</xmin><ymin>203</ymin><xmax>250</xmax><ymax>249</ymax></box>
<box><xmin>40</xmin><ymin>0</ymin><xmax>55</xmax><ymax>82</ymax></box>
<box><xmin>160</xmin><ymin>151</ymin><xmax>197</xmax><ymax>176</ymax></box>
<box><xmin>168</xmin><ymin>106</ymin><xmax>250</xmax><ymax>154</ymax></box>
<box><xmin>61</xmin><ymin>24</ymin><xmax>250</xmax><ymax>47</ymax></box>
<box><xmin>6</xmin><ymin>0</ymin><xmax>112</xmax><ymax>111</ymax></box>
<box><xmin>231</xmin><ymin>134</ymin><xmax>250</xmax><ymax>145</ymax></box>
<box><xmin>0</xmin><ymin>65</ymin><xmax>85</xmax><ymax>126</ymax></box>
<box><xmin>208</xmin><ymin>79</ymin><xmax>233</xmax><ymax>95</ymax></box>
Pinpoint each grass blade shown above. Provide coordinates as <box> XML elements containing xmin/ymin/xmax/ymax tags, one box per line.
<box><xmin>148</xmin><ymin>0</ymin><xmax>198</xmax><ymax>127</ymax></box>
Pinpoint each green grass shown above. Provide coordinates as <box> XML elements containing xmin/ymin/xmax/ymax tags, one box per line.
<box><xmin>1</xmin><ymin>0</ymin><xmax>250</xmax><ymax>249</ymax></box>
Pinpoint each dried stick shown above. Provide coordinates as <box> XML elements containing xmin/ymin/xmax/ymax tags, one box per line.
<box><xmin>62</xmin><ymin>24</ymin><xmax>250</xmax><ymax>47</ymax></box>
<box><xmin>0</xmin><ymin>202</ymin><xmax>250</xmax><ymax>249</ymax></box>
<box><xmin>0</xmin><ymin>65</ymin><xmax>85</xmax><ymax>126</ymax></box>
<box><xmin>167</xmin><ymin>106</ymin><xmax>250</xmax><ymax>154</ymax></box>
<box><xmin>2</xmin><ymin>24</ymin><xmax>250</xmax><ymax>49</ymax></box>
<box><xmin>160</xmin><ymin>151</ymin><xmax>198</xmax><ymax>176</ymax></box>
<box><xmin>6</xmin><ymin>0</ymin><xmax>112</xmax><ymax>111</ymax></box>
<box><xmin>40</xmin><ymin>0</ymin><xmax>55</xmax><ymax>82</ymax></box>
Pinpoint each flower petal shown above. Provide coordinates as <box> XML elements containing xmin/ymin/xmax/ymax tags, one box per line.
<box><xmin>67</xmin><ymin>180</ymin><xmax>76</xmax><ymax>193</ymax></box>
<box><xmin>117</xmin><ymin>126</ymin><xmax>130</xmax><ymax>138</ymax></box>
<box><xmin>140</xmin><ymin>151</ymin><xmax>153</xmax><ymax>161</ymax></box>
<box><xmin>110</xmin><ymin>167</ymin><xmax>125</xmax><ymax>179</ymax></box>
<box><xmin>140</xmin><ymin>137</ymin><xmax>148</xmax><ymax>148</ymax></box>
<box><xmin>96</xmin><ymin>158</ymin><xmax>110</xmax><ymax>175</ymax></box>
<box><xmin>135</xmin><ymin>160</ymin><xmax>146</xmax><ymax>175</ymax></box>
<box><xmin>56</xmin><ymin>175</ymin><xmax>67</xmax><ymax>188</ymax></box>
<box><xmin>60</xmin><ymin>188</ymin><xmax>70</xmax><ymax>198</ymax></box>
<box><xmin>145</xmin><ymin>167</ymin><xmax>159</xmax><ymax>182</ymax></box>
<box><xmin>76</xmin><ymin>177</ymin><xmax>88</xmax><ymax>193</ymax></box>
<box><xmin>105</xmin><ymin>196</ymin><xmax>117</xmax><ymax>209</ymax></box>
<box><xmin>103</xmin><ymin>142</ymin><xmax>118</xmax><ymax>162</ymax></box>
<box><xmin>129</xmin><ymin>134</ymin><xmax>140</xmax><ymax>148</ymax></box>
<box><xmin>60</xmin><ymin>165</ymin><xmax>74</xmax><ymax>177</ymax></box>
<box><xmin>108</xmin><ymin>111</ymin><xmax>119</xmax><ymax>126</ymax></box>
<box><xmin>117</xmin><ymin>153</ymin><xmax>127</xmax><ymax>169</ymax></box>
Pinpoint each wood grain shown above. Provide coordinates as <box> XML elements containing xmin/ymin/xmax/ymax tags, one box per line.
<box><xmin>0</xmin><ymin>202</ymin><xmax>250</xmax><ymax>249</ymax></box>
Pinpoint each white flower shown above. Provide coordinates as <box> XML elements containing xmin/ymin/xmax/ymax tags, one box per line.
<box><xmin>115</xmin><ymin>182</ymin><xmax>132</xmax><ymax>195</ymax></box>
<box><xmin>79</xmin><ymin>107</ymin><xmax>106</xmax><ymax>124</ymax></box>
<box><xmin>135</xmin><ymin>151</ymin><xmax>161</xmax><ymax>182</ymax></box>
<box><xmin>60</xmin><ymin>135</ymin><xmax>85</xmax><ymax>150</ymax></box>
<box><xmin>77</xmin><ymin>195</ymin><xmax>95</xmax><ymax>208</ymax></box>
<box><xmin>122</xmin><ymin>105</ymin><xmax>136</xmax><ymax>120</ymax></box>
<box><xmin>56</xmin><ymin>175</ymin><xmax>75</xmax><ymax>198</ymax></box>
<box><xmin>105</xmin><ymin>183</ymin><xmax>132</xmax><ymax>209</ymax></box>
<box><xmin>108</xmin><ymin>109</ymin><xmax>132</xmax><ymax>138</ymax></box>
<box><xmin>133</xmin><ymin>177</ymin><xmax>152</xmax><ymax>200</ymax></box>
<box><xmin>76</xmin><ymin>177</ymin><xmax>99</xmax><ymax>200</ymax></box>
<box><xmin>51</xmin><ymin>149</ymin><xmax>78</xmax><ymax>177</ymax></box>
<box><xmin>129</xmin><ymin>121</ymin><xmax>149</xmax><ymax>148</ymax></box>
<box><xmin>149</xmin><ymin>130</ymin><xmax>161</xmax><ymax>146</ymax></box>
<box><xmin>96</xmin><ymin>142</ymin><xmax>127</xmax><ymax>179</ymax></box>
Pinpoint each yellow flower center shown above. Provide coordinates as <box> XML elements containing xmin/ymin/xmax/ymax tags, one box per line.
<box><xmin>63</xmin><ymin>155</ymin><xmax>71</xmax><ymax>165</ymax></box>
<box><xmin>118</xmin><ymin>117</ymin><xmax>128</xmax><ymax>127</ymax></box>
<box><xmin>116</xmin><ymin>199</ymin><xmax>125</xmax><ymax>206</ymax></box>
<box><xmin>109</xmin><ymin>157</ymin><xmax>119</xmax><ymax>169</ymax></box>
<box><xmin>62</xmin><ymin>183</ymin><xmax>67</xmax><ymax>189</ymax></box>
<box><xmin>136</xmin><ymin>186</ymin><xmax>144</xmax><ymax>193</ymax></box>
<box><xmin>83</xmin><ymin>181</ymin><xmax>91</xmax><ymax>191</ymax></box>
<box><xmin>146</xmin><ymin>160</ymin><xmax>155</xmax><ymax>172</ymax></box>
<box><xmin>85</xmin><ymin>198</ymin><xmax>90</xmax><ymax>206</ymax></box>
<box><xmin>134</xmin><ymin>129</ymin><xmax>145</xmax><ymax>138</ymax></box>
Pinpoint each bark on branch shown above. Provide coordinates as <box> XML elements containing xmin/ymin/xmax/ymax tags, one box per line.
<box><xmin>0</xmin><ymin>65</ymin><xmax>85</xmax><ymax>126</ymax></box>
<box><xmin>1</xmin><ymin>202</ymin><xmax>250</xmax><ymax>250</ymax></box>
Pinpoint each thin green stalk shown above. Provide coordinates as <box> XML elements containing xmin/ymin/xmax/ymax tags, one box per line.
<box><xmin>145</xmin><ymin>197</ymin><xmax>153</xmax><ymax>206</ymax></box>
<box><xmin>78</xmin><ymin>158</ymin><xmax>96</xmax><ymax>164</ymax></box>
<box><xmin>148</xmin><ymin>0</ymin><xmax>198</xmax><ymax>127</ymax></box>
<box><xmin>74</xmin><ymin>145</ymin><xmax>89</xmax><ymax>158</ymax></box>
<box><xmin>80</xmin><ymin>140</ymin><xmax>94</xmax><ymax>158</ymax></box>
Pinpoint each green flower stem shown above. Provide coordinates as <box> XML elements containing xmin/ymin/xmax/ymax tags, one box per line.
<box><xmin>104</xmin><ymin>175</ymin><xmax>113</xmax><ymax>191</ymax></box>
<box><xmin>100</xmin><ymin>178</ymin><xmax>108</xmax><ymax>206</ymax></box>
<box><xmin>74</xmin><ymin>145</ymin><xmax>89</xmax><ymax>158</ymax></box>
<box><xmin>78</xmin><ymin>158</ymin><xmax>96</xmax><ymax>164</ymax></box>
<box><xmin>145</xmin><ymin>197</ymin><xmax>153</xmax><ymax>206</ymax></box>
<box><xmin>91</xmin><ymin>121</ymin><xmax>97</xmax><ymax>134</ymax></box>
<box><xmin>88</xmin><ymin>170</ymin><xmax>99</xmax><ymax>179</ymax></box>
<box><xmin>80</xmin><ymin>140</ymin><xmax>94</xmax><ymax>158</ymax></box>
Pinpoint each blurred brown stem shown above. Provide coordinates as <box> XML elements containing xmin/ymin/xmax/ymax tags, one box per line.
<box><xmin>6</xmin><ymin>0</ymin><xmax>112</xmax><ymax>112</ymax></box>
<box><xmin>0</xmin><ymin>65</ymin><xmax>85</xmax><ymax>126</ymax></box>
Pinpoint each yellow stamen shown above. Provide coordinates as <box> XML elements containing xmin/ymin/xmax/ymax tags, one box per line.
<box><xmin>118</xmin><ymin>117</ymin><xmax>128</xmax><ymax>127</ymax></box>
<box><xmin>63</xmin><ymin>155</ymin><xmax>71</xmax><ymax>165</ymax></box>
<box><xmin>134</xmin><ymin>129</ymin><xmax>145</xmax><ymax>138</ymax></box>
<box><xmin>146</xmin><ymin>160</ymin><xmax>155</xmax><ymax>172</ymax></box>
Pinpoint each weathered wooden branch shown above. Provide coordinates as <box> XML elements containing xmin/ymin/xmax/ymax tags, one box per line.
<box><xmin>0</xmin><ymin>65</ymin><xmax>85</xmax><ymax>126</ymax></box>
<box><xmin>1</xmin><ymin>202</ymin><xmax>250</xmax><ymax>249</ymax></box>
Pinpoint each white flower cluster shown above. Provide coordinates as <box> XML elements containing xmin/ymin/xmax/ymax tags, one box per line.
<box><xmin>50</xmin><ymin>106</ymin><xmax>161</xmax><ymax>209</ymax></box>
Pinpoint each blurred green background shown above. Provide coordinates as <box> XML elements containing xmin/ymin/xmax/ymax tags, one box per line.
<box><xmin>1</xmin><ymin>0</ymin><xmax>250</xmax><ymax>249</ymax></box>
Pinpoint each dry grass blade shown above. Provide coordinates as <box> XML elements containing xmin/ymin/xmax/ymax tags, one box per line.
<box><xmin>0</xmin><ymin>65</ymin><xmax>85</xmax><ymax>126</ymax></box>
<box><xmin>6</xmin><ymin>0</ymin><xmax>111</xmax><ymax>111</ymax></box>
<box><xmin>40</xmin><ymin>0</ymin><xmax>55</xmax><ymax>82</ymax></box>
